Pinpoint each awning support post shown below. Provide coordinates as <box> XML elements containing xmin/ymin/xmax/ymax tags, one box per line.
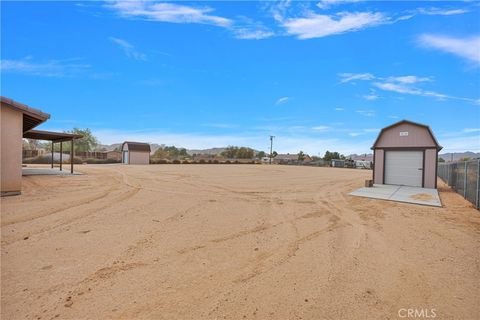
<box><xmin>51</xmin><ymin>141</ymin><xmax>54</xmax><ymax>169</ymax></box>
<box><xmin>59</xmin><ymin>142</ymin><xmax>63</xmax><ymax>171</ymax></box>
<box><xmin>71</xmin><ymin>139</ymin><xmax>74</xmax><ymax>174</ymax></box>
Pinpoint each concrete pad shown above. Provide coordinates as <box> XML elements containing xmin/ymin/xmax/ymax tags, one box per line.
<box><xmin>22</xmin><ymin>168</ymin><xmax>83</xmax><ymax>176</ymax></box>
<box><xmin>349</xmin><ymin>184</ymin><xmax>441</xmax><ymax>207</ymax></box>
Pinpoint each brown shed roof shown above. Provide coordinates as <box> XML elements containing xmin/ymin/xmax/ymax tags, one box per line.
<box><xmin>1</xmin><ymin>96</ymin><xmax>51</xmax><ymax>132</ymax></box>
<box><xmin>122</xmin><ymin>141</ymin><xmax>151</xmax><ymax>152</ymax></box>
<box><xmin>371</xmin><ymin>120</ymin><xmax>442</xmax><ymax>150</ymax></box>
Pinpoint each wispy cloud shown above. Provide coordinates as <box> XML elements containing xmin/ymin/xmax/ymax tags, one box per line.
<box><xmin>418</xmin><ymin>34</ymin><xmax>480</xmax><ymax>66</ymax></box>
<box><xmin>416</xmin><ymin>7</ymin><xmax>469</xmax><ymax>16</ymax></box>
<box><xmin>463</xmin><ymin>128</ymin><xmax>480</xmax><ymax>133</ymax></box>
<box><xmin>110</xmin><ymin>37</ymin><xmax>147</xmax><ymax>61</ymax></box>
<box><xmin>339</xmin><ymin>72</ymin><xmax>374</xmax><ymax>83</ymax></box>
<box><xmin>317</xmin><ymin>0</ymin><xmax>363</xmax><ymax>10</ymax></box>
<box><xmin>356</xmin><ymin>109</ymin><xmax>375</xmax><ymax>117</ymax></box>
<box><xmin>233</xmin><ymin>28</ymin><xmax>274</xmax><ymax>40</ymax></box>
<box><xmin>232</xmin><ymin>16</ymin><xmax>275</xmax><ymax>40</ymax></box>
<box><xmin>282</xmin><ymin>11</ymin><xmax>386</xmax><ymax>39</ymax></box>
<box><xmin>312</xmin><ymin>125</ymin><xmax>330</xmax><ymax>131</ymax></box>
<box><xmin>386</xmin><ymin>75</ymin><xmax>432</xmax><ymax>84</ymax></box>
<box><xmin>362</xmin><ymin>89</ymin><xmax>379</xmax><ymax>100</ymax></box>
<box><xmin>372</xmin><ymin>81</ymin><xmax>477</xmax><ymax>104</ymax></box>
<box><xmin>340</xmin><ymin>72</ymin><xmax>479</xmax><ymax>104</ymax></box>
<box><xmin>106</xmin><ymin>1</ymin><xmax>232</xmax><ymax>27</ymax></box>
<box><xmin>362</xmin><ymin>93</ymin><xmax>379</xmax><ymax>100</ymax></box>
<box><xmin>0</xmin><ymin>57</ymin><xmax>90</xmax><ymax>77</ymax></box>
<box><xmin>107</xmin><ymin>1</ymin><xmax>274</xmax><ymax>41</ymax></box>
<box><xmin>373</xmin><ymin>82</ymin><xmax>422</xmax><ymax>95</ymax></box>
<box><xmin>275</xmin><ymin>96</ymin><xmax>290</xmax><ymax>105</ymax></box>
<box><xmin>349</xmin><ymin>127</ymin><xmax>380</xmax><ymax>137</ymax></box>
<box><xmin>202</xmin><ymin>123</ymin><xmax>238</xmax><ymax>129</ymax></box>
<box><xmin>334</xmin><ymin>107</ymin><xmax>345</xmax><ymax>111</ymax></box>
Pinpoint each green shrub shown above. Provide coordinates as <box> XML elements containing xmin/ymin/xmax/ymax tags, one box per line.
<box><xmin>81</xmin><ymin>158</ymin><xmax>120</xmax><ymax>164</ymax></box>
<box><xmin>23</xmin><ymin>155</ymin><xmax>83</xmax><ymax>164</ymax></box>
<box><xmin>70</xmin><ymin>157</ymin><xmax>84</xmax><ymax>164</ymax></box>
<box><xmin>23</xmin><ymin>155</ymin><xmax>52</xmax><ymax>164</ymax></box>
<box><xmin>151</xmin><ymin>159</ymin><xmax>168</xmax><ymax>164</ymax></box>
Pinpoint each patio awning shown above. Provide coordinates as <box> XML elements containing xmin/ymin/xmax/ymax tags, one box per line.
<box><xmin>23</xmin><ymin>130</ymin><xmax>83</xmax><ymax>174</ymax></box>
<box><xmin>23</xmin><ymin>129</ymin><xmax>83</xmax><ymax>142</ymax></box>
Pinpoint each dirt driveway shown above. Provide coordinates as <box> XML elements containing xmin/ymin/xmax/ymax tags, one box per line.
<box><xmin>1</xmin><ymin>165</ymin><xmax>479</xmax><ymax>319</ymax></box>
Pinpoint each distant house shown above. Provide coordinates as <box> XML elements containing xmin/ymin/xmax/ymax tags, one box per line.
<box><xmin>331</xmin><ymin>159</ymin><xmax>345</xmax><ymax>167</ymax></box>
<box><xmin>106</xmin><ymin>150</ymin><xmax>122</xmax><ymax>161</ymax></box>
<box><xmin>121</xmin><ymin>141</ymin><xmax>151</xmax><ymax>165</ymax></box>
<box><xmin>261</xmin><ymin>156</ymin><xmax>271</xmax><ymax>164</ymax></box>
<box><xmin>355</xmin><ymin>160</ymin><xmax>372</xmax><ymax>169</ymax></box>
<box><xmin>302</xmin><ymin>155</ymin><xmax>313</xmax><ymax>162</ymax></box>
<box><xmin>350</xmin><ymin>154</ymin><xmax>374</xmax><ymax>162</ymax></box>
<box><xmin>273</xmin><ymin>154</ymin><xmax>298</xmax><ymax>164</ymax></box>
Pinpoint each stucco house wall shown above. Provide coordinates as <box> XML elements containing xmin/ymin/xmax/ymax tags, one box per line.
<box><xmin>0</xmin><ymin>107</ymin><xmax>23</xmax><ymax>193</ymax></box>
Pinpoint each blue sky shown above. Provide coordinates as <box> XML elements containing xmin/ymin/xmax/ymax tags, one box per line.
<box><xmin>1</xmin><ymin>0</ymin><xmax>479</xmax><ymax>155</ymax></box>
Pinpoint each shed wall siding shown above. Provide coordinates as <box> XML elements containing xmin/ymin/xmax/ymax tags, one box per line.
<box><xmin>375</xmin><ymin>123</ymin><xmax>436</xmax><ymax>148</ymax></box>
<box><xmin>1</xmin><ymin>107</ymin><xmax>23</xmax><ymax>192</ymax></box>
<box><xmin>424</xmin><ymin>149</ymin><xmax>437</xmax><ymax>189</ymax></box>
<box><xmin>129</xmin><ymin>152</ymin><xmax>149</xmax><ymax>165</ymax></box>
<box><xmin>374</xmin><ymin>149</ymin><xmax>384</xmax><ymax>184</ymax></box>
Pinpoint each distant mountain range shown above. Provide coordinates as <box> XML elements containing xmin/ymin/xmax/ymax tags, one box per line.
<box><xmin>96</xmin><ymin>143</ymin><xmax>164</xmax><ymax>153</ymax></box>
<box><xmin>186</xmin><ymin>148</ymin><xmax>227</xmax><ymax>155</ymax></box>
<box><xmin>97</xmin><ymin>143</ymin><xmax>479</xmax><ymax>161</ymax></box>
<box><xmin>439</xmin><ymin>152</ymin><xmax>480</xmax><ymax>161</ymax></box>
<box><xmin>96</xmin><ymin>144</ymin><xmax>228</xmax><ymax>155</ymax></box>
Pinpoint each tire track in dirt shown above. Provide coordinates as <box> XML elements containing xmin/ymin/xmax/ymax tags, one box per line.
<box><xmin>2</xmin><ymin>170</ymin><xmax>141</xmax><ymax>246</ymax></box>
<box><xmin>1</xmin><ymin>188</ymin><xmax>116</xmax><ymax>227</ymax></box>
<box><xmin>1</xmin><ymin>170</ymin><xmax>126</xmax><ymax>227</ymax></box>
<box><xmin>234</xmin><ymin>215</ymin><xmax>346</xmax><ymax>284</ymax></box>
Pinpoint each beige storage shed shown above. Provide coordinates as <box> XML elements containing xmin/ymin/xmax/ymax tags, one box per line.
<box><xmin>372</xmin><ymin>120</ymin><xmax>442</xmax><ymax>189</ymax></box>
<box><xmin>121</xmin><ymin>142</ymin><xmax>151</xmax><ymax>165</ymax></box>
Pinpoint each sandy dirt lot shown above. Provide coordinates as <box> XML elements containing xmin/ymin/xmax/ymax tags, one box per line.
<box><xmin>1</xmin><ymin>164</ymin><xmax>479</xmax><ymax>320</ymax></box>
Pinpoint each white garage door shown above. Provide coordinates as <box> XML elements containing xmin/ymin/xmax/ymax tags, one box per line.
<box><xmin>385</xmin><ymin>151</ymin><xmax>423</xmax><ymax>187</ymax></box>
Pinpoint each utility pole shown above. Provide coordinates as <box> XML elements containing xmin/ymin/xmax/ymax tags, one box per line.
<box><xmin>269</xmin><ymin>135</ymin><xmax>275</xmax><ymax>164</ymax></box>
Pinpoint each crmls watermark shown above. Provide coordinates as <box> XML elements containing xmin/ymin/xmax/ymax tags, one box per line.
<box><xmin>398</xmin><ymin>308</ymin><xmax>437</xmax><ymax>318</ymax></box>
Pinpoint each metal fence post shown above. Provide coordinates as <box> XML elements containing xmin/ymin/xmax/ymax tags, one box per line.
<box><xmin>447</xmin><ymin>163</ymin><xmax>450</xmax><ymax>185</ymax></box>
<box><xmin>464</xmin><ymin>162</ymin><xmax>468</xmax><ymax>198</ymax></box>
<box><xmin>477</xmin><ymin>159</ymin><xmax>480</xmax><ymax>209</ymax></box>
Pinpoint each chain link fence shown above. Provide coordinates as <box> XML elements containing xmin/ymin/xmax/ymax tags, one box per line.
<box><xmin>438</xmin><ymin>159</ymin><xmax>480</xmax><ymax>209</ymax></box>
